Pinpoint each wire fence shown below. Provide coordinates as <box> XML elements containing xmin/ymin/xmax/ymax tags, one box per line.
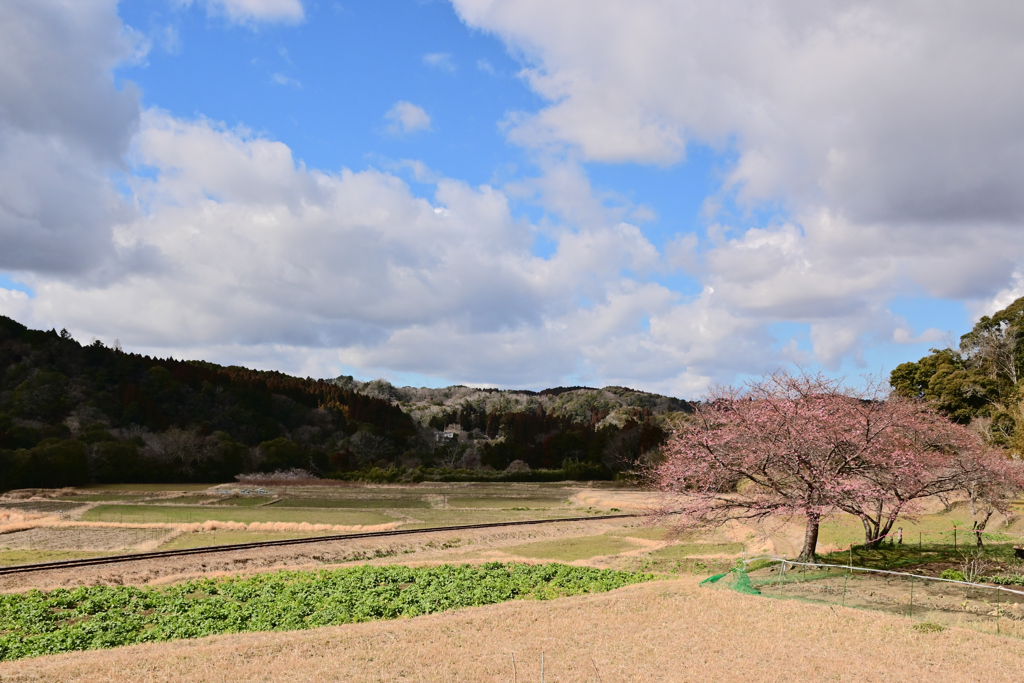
<box><xmin>707</xmin><ymin>554</ymin><xmax>1024</xmax><ymax>638</ymax></box>
<box><xmin>837</xmin><ymin>524</ymin><xmax>1024</xmax><ymax>554</ymax></box>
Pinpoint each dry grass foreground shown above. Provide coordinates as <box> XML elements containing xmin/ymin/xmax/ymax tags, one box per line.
<box><xmin>3</xmin><ymin>577</ymin><xmax>1023</xmax><ymax>682</ymax></box>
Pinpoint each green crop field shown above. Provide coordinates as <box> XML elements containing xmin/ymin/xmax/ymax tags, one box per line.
<box><xmin>0</xmin><ymin>563</ymin><xmax>652</xmax><ymax>662</ymax></box>
<box><xmin>608</xmin><ymin>525</ymin><xmax>671</xmax><ymax>540</ymax></box>
<box><xmin>148</xmin><ymin>495</ymin><xmax>224</xmax><ymax>506</ymax></box>
<box><xmin>273</xmin><ymin>497</ymin><xmax>431</xmax><ymax>509</ymax></box>
<box><xmin>398</xmin><ymin>508</ymin><xmax>585</xmax><ymax>528</ymax></box>
<box><xmin>53</xmin><ymin>494</ymin><xmax>151</xmax><ymax>503</ymax></box>
<box><xmin>208</xmin><ymin>497</ymin><xmax>274</xmax><ymax>507</ymax></box>
<box><xmin>650</xmin><ymin>543</ymin><xmax>744</xmax><ymax>559</ymax></box>
<box><xmin>444</xmin><ymin>496</ymin><xmax>570</xmax><ymax>509</ymax></box>
<box><xmin>503</xmin><ymin>535</ymin><xmax>636</xmax><ymax>562</ymax></box>
<box><xmin>0</xmin><ymin>550</ymin><xmax>110</xmax><ymax>566</ymax></box>
<box><xmin>81</xmin><ymin>504</ymin><xmax>395</xmax><ymax>526</ymax></box>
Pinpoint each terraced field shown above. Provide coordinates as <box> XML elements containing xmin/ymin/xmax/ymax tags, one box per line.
<box><xmin>80</xmin><ymin>505</ymin><xmax>396</xmax><ymax>526</ymax></box>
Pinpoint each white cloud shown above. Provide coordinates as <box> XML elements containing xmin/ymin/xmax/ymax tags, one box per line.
<box><xmin>453</xmin><ymin>0</ymin><xmax>1024</xmax><ymax>223</ymax></box>
<box><xmin>271</xmin><ymin>73</ymin><xmax>301</xmax><ymax>88</ymax></box>
<box><xmin>449</xmin><ymin>0</ymin><xmax>1024</xmax><ymax>372</ymax></box>
<box><xmin>7</xmin><ymin>0</ymin><xmax>1020</xmax><ymax>398</ymax></box>
<box><xmin>0</xmin><ymin>0</ymin><xmax>142</xmax><ymax>277</ymax></box>
<box><xmin>452</xmin><ymin>0</ymin><xmax>1024</xmax><ymax>218</ymax></box>
<box><xmin>1</xmin><ymin>1</ymin><xmax>705</xmax><ymax>394</ymax></box>
<box><xmin>384</xmin><ymin>101</ymin><xmax>432</xmax><ymax>135</ymax></box>
<box><xmin>177</xmin><ymin>0</ymin><xmax>304</xmax><ymax>24</ymax></box>
<box><xmin>893</xmin><ymin>326</ymin><xmax>945</xmax><ymax>345</ymax></box>
<box><xmin>6</xmin><ymin>111</ymin><xmax>706</xmax><ymax>389</ymax></box>
<box><xmin>422</xmin><ymin>52</ymin><xmax>456</xmax><ymax>72</ymax></box>
<box><xmin>477</xmin><ymin>59</ymin><xmax>495</xmax><ymax>74</ymax></box>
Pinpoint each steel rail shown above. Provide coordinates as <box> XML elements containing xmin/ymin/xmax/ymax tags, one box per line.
<box><xmin>0</xmin><ymin>513</ymin><xmax>644</xmax><ymax>576</ymax></box>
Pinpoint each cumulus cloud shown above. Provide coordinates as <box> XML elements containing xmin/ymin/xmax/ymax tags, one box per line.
<box><xmin>0</xmin><ymin>0</ymin><xmax>703</xmax><ymax>394</ymax></box>
<box><xmin>8</xmin><ymin>111</ymin><xmax>698</xmax><ymax>389</ymax></box>
<box><xmin>7</xmin><ymin>0</ymin><xmax>1024</xmax><ymax>397</ymax></box>
<box><xmin>0</xmin><ymin>0</ymin><xmax>142</xmax><ymax>276</ymax></box>
<box><xmin>384</xmin><ymin>101</ymin><xmax>432</xmax><ymax>135</ymax></box>
<box><xmin>452</xmin><ymin>0</ymin><xmax>1024</xmax><ymax>224</ymax></box>
<box><xmin>451</xmin><ymin>0</ymin><xmax>1024</xmax><ymax>369</ymax></box>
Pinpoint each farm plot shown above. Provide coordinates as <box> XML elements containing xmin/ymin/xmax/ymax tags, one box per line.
<box><xmin>0</xmin><ymin>550</ymin><xmax>110</xmax><ymax>567</ymax></box>
<box><xmin>147</xmin><ymin>495</ymin><xmax>226</xmax><ymax>506</ymax></box>
<box><xmin>744</xmin><ymin>565</ymin><xmax>1024</xmax><ymax>638</ymax></box>
<box><xmin>501</xmin><ymin>535</ymin><xmax>638</xmax><ymax>562</ymax></box>
<box><xmin>0</xmin><ymin>501</ymin><xmax>83</xmax><ymax>514</ymax></box>
<box><xmin>398</xmin><ymin>507</ymin><xmax>599</xmax><ymax>528</ymax></box>
<box><xmin>76</xmin><ymin>484</ymin><xmax>219</xmax><ymax>492</ymax></box>
<box><xmin>52</xmin><ymin>494</ymin><xmax>152</xmax><ymax>503</ymax></box>
<box><xmin>0</xmin><ymin>563</ymin><xmax>652</xmax><ymax>662</ymax></box>
<box><xmin>158</xmin><ymin>530</ymin><xmax>324</xmax><ymax>550</ymax></box>
<box><xmin>0</xmin><ymin>526</ymin><xmax>173</xmax><ymax>552</ymax></box>
<box><xmin>443</xmin><ymin>496</ymin><xmax>571</xmax><ymax>509</ymax></box>
<box><xmin>8</xmin><ymin>575</ymin><xmax>1024</xmax><ymax>682</ymax></box>
<box><xmin>650</xmin><ymin>542</ymin><xmax>745</xmax><ymax>559</ymax></box>
<box><xmin>272</xmin><ymin>497</ymin><xmax>431</xmax><ymax>509</ymax></box>
<box><xmin>81</xmin><ymin>505</ymin><xmax>396</xmax><ymax>527</ymax></box>
<box><xmin>208</xmin><ymin>497</ymin><xmax>275</xmax><ymax>507</ymax></box>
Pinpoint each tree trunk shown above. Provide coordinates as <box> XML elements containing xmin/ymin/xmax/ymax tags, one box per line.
<box><xmin>860</xmin><ymin>514</ymin><xmax>881</xmax><ymax>548</ymax></box>
<box><xmin>874</xmin><ymin>514</ymin><xmax>899</xmax><ymax>548</ymax></box>
<box><xmin>860</xmin><ymin>502</ymin><xmax>886</xmax><ymax>548</ymax></box>
<box><xmin>973</xmin><ymin>511</ymin><xmax>994</xmax><ymax>549</ymax></box>
<box><xmin>797</xmin><ymin>513</ymin><xmax>820</xmax><ymax>563</ymax></box>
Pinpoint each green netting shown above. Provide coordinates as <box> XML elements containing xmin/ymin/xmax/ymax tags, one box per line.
<box><xmin>700</xmin><ymin>568</ymin><xmax>761</xmax><ymax>595</ymax></box>
<box><xmin>728</xmin><ymin>567</ymin><xmax>761</xmax><ymax>595</ymax></box>
<box><xmin>699</xmin><ymin>572</ymin><xmax>728</xmax><ymax>586</ymax></box>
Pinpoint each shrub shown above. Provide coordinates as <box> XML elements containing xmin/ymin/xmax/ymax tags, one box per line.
<box><xmin>940</xmin><ymin>569</ymin><xmax>965</xmax><ymax>581</ymax></box>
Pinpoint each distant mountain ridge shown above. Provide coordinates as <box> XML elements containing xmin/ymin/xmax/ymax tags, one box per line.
<box><xmin>333</xmin><ymin>376</ymin><xmax>691</xmax><ymax>431</ymax></box>
<box><xmin>0</xmin><ymin>314</ymin><xmax>688</xmax><ymax>491</ymax></box>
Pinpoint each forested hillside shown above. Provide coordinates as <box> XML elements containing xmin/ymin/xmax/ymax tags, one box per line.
<box><xmin>890</xmin><ymin>295</ymin><xmax>1024</xmax><ymax>449</ymax></box>
<box><xmin>0</xmin><ymin>315</ymin><xmax>688</xmax><ymax>490</ymax></box>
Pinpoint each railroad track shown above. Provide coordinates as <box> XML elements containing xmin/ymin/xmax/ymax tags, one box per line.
<box><xmin>0</xmin><ymin>513</ymin><xmax>644</xmax><ymax>576</ymax></box>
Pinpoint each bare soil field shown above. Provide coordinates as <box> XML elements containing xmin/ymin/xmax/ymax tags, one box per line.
<box><xmin>0</xmin><ymin>519</ymin><xmax>664</xmax><ymax>594</ymax></box>
<box><xmin>0</xmin><ymin>526</ymin><xmax>173</xmax><ymax>552</ymax></box>
<box><xmin>0</xmin><ymin>483</ymin><xmax>649</xmax><ymax>577</ymax></box>
<box><xmin>3</xmin><ymin>576</ymin><xmax>1023</xmax><ymax>682</ymax></box>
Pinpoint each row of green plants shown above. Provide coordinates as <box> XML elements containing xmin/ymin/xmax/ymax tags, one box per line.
<box><xmin>938</xmin><ymin>568</ymin><xmax>1024</xmax><ymax>584</ymax></box>
<box><xmin>0</xmin><ymin>562</ymin><xmax>652</xmax><ymax>662</ymax></box>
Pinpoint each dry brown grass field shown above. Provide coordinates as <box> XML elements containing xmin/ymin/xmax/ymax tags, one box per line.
<box><xmin>3</xmin><ymin>483</ymin><xmax>1024</xmax><ymax>680</ymax></box>
<box><xmin>2</xmin><ymin>576</ymin><xmax>1023</xmax><ymax>682</ymax></box>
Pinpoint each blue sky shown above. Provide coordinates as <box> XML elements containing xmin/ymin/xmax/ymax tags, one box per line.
<box><xmin>117</xmin><ymin>1</ymin><xmax>536</xmax><ymax>184</ymax></box>
<box><xmin>2</xmin><ymin>0</ymin><xmax>1021</xmax><ymax>397</ymax></box>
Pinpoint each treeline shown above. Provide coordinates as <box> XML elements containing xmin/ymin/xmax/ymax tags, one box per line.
<box><xmin>0</xmin><ymin>316</ymin><xmax>414</xmax><ymax>490</ymax></box>
<box><xmin>890</xmin><ymin>295</ymin><xmax>1024</xmax><ymax>449</ymax></box>
<box><xmin>0</xmin><ymin>315</ymin><xmax>686</xmax><ymax>490</ymax></box>
<box><xmin>423</xmin><ymin>400</ymin><xmax>667</xmax><ymax>471</ymax></box>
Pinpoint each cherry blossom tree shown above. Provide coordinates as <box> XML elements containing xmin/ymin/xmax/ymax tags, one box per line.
<box><xmin>957</xmin><ymin>450</ymin><xmax>1024</xmax><ymax>548</ymax></box>
<box><xmin>651</xmin><ymin>371</ymin><xmax>1010</xmax><ymax>562</ymax></box>
<box><xmin>831</xmin><ymin>395</ymin><xmax>993</xmax><ymax>549</ymax></box>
